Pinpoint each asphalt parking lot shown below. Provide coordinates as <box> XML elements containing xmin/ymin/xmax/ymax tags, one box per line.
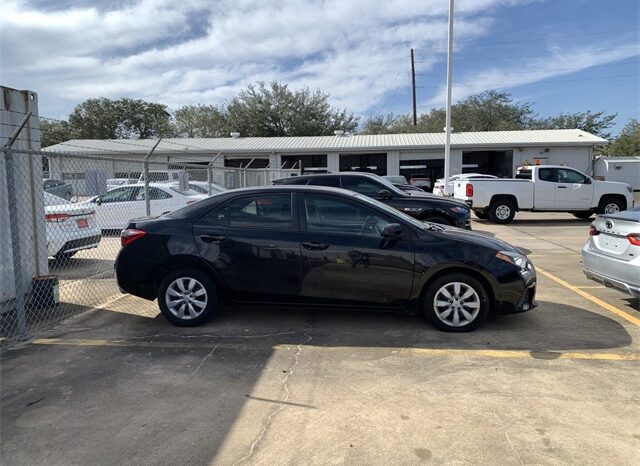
<box><xmin>2</xmin><ymin>212</ymin><xmax>639</xmax><ymax>465</ymax></box>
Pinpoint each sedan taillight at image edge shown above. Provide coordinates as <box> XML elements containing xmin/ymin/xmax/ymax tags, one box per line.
<box><xmin>121</xmin><ymin>228</ymin><xmax>146</xmax><ymax>247</ymax></box>
<box><xmin>627</xmin><ymin>233</ymin><xmax>640</xmax><ymax>246</ymax></box>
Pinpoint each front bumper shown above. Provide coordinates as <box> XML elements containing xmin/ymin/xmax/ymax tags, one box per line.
<box><xmin>495</xmin><ymin>266</ymin><xmax>537</xmax><ymax>314</ymax></box>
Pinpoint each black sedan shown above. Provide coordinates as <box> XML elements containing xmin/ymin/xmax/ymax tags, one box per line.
<box><xmin>273</xmin><ymin>173</ymin><xmax>471</xmax><ymax>229</ymax></box>
<box><xmin>116</xmin><ymin>186</ymin><xmax>536</xmax><ymax>331</ymax></box>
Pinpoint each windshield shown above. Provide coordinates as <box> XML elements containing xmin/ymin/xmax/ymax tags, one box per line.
<box><xmin>375</xmin><ymin>177</ymin><xmax>408</xmax><ymax>196</ymax></box>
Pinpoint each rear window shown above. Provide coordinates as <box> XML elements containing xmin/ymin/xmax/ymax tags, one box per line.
<box><xmin>515</xmin><ymin>169</ymin><xmax>532</xmax><ymax>180</ymax></box>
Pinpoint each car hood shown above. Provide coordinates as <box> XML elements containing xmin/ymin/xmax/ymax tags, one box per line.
<box><xmin>436</xmin><ymin>226</ymin><xmax>522</xmax><ymax>253</ymax></box>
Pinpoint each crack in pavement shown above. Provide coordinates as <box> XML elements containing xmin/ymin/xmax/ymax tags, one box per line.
<box><xmin>232</xmin><ymin>327</ymin><xmax>314</xmax><ymax>466</ymax></box>
<box><xmin>187</xmin><ymin>342</ymin><xmax>221</xmax><ymax>381</ymax></box>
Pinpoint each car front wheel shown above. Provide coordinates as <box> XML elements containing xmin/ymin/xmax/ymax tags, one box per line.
<box><xmin>158</xmin><ymin>268</ymin><xmax>217</xmax><ymax>326</ymax></box>
<box><xmin>423</xmin><ymin>273</ymin><xmax>489</xmax><ymax>332</ymax></box>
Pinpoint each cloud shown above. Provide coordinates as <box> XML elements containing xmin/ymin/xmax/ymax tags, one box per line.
<box><xmin>1</xmin><ymin>0</ymin><xmax>537</xmax><ymax>117</ymax></box>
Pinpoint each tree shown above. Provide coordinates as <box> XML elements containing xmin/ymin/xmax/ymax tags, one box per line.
<box><xmin>40</xmin><ymin>119</ymin><xmax>74</xmax><ymax>148</ymax></box>
<box><xmin>174</xmin><ymin>105</ymin><xmax>228</xmax><ymax>137</ymax></box>
<box><xmin>530</xmin><ymin>110</ymin><xmax>617</xmax><ymax>139</ymax></box>
<box><xmin>362</xmin><ymin>90</ymin><xmax>534</xmax><ymax>134</ymax></box>
<box><xmin>224</xmin><ymin>82</ymin><xmax>359</xmax><ymax>137</ymax></box>
<box><xmin>67</xmin><ymin>97</ymin><xmax>174</xmax><ymax>139</ymax></box>
<box><xmin>601</xmin><ymin>119</ymin><xmax>640</xmax><ymax>156</ymax></box>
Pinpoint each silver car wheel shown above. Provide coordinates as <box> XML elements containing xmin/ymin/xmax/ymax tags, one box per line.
<box><xmin>495</xmin><ymin>204</ymin><xmax>511</xmax><ymax>220</ymax></box>
<box><xmin>165</xmin><ymin>277</ymin><xmax>208</xmax><ymax>320</ymax></box>
<box><xmin>604</xmin><ymin>203</ymin><xmax>620</xmax><ymax>214</ymax></box>
<box><xmin>433</xmin><ymin>282</ymin><xmax>481</xmax><ymax>327</ymax></box>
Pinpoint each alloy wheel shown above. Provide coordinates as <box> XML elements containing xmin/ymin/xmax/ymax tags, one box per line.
<box><xmin>165</xmin><ymin>277</ymin><xmax>208</xmax><ymax>320</ymax></box>
<box><xmin>433</xmin><ymin>282</ymin><xmax>481</xmax><ymax>327</ymax></box>
<box><xmin>495</xmin><ymin>205</ymin><xmax>511</xmax><ymax>220</ymax></box>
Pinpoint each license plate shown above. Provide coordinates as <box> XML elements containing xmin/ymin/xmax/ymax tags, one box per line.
<box><xmin>601</xmin><ymin>234</ymin><xmax>622</xmax><ymax>250</ymax></box>
<box><xmin>76</xmin><ymin>218</ymin><xmax>89</xmax><ymax>229</ymax></box>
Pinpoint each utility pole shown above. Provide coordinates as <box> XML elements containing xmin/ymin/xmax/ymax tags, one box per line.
<box><xmin>410</xmin><ymin>48</ymin><xmax>417</xmax><ymax>126</ymax></box>
<box><xmin>443</xmin><ymin>0</ymin><xmax>455</xmax><ymax>195</ymax></box>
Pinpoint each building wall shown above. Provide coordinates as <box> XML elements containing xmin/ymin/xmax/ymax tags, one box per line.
<box><xmin>513</xmin><ymin>146</ymin><xmax>592</xmax><ymax>174</ymax></box>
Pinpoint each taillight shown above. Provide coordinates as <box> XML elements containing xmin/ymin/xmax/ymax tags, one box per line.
<box><xmin>45</xmin><ymin>213</ymin><xmax>70</xmax><ymax>222</ymax></box>
<box><xmin>465</xmin><ymin>183</ymin><xmax>473</xmax><ymax>197</ymax></box>
<box><xmin>121</xmin><ymin>228</ymin><xmax>146</xmax><ymax>247</ymax></box>
<box><xmin>628</xmin><ymin>233</ymin><xmax>640</xmax><ymax>246</ymax></box>
<box><xmin>589</xmin><ymin>226</ymin><xmax>600</xmax><ymax>236</ymax></box>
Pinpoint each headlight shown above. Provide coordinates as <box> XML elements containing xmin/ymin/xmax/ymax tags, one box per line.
<box><xmin>403</xmin><ymin>207</ymin><xmax>423</xmax><ymax>213</ymax></box>
<box><xmin>496</xmin><ymin>250</ymin><xmax>529</xmax><ymax>271</ymax></box>
<box><xmin>449</xmin><ymin>206</ymin><xmax>469</xmax><ymax>214</ymax></box>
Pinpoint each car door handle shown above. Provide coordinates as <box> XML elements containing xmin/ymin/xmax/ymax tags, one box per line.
<box><xmin>557</xmin><ymin>186</ymin><xmax>567</xmax><ymax>189</ymax></box>
<box><xmin>200</xmin><ymin>234</ymin><xmax>226</xmax><ymax>243</ymax></box>
<box><xmin>302</xmin><ymin>241</ymin><xmax>330</xmax><ymax>251</ymax></box>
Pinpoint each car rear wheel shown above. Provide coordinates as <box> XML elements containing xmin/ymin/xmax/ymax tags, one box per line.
<box><xmin>572</xmin><ymin>211</ymin><xmax>593</xmax><ymax>219</ymax></box>
<box><xmin>597</xmin><ymin>197</ymin><xmax>624</xmax><ymax>215</ymax></box>
<box><xmin>488</xmin><ymin>198</ymin><xmax>516</xmax><ymax>224</ymax></box>
<box><xmin>158</xmin><ymin>268</ymin><xmax>217</xmax><ymax>326</ymax></box>
<box><xmin>423</xmin><ymin>273</ymin><xmax>489</xmax><ymax>332</ymax></box>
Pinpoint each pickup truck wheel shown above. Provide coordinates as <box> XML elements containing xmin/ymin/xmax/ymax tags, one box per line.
<box><xmin>597</xmin><ymin>197</ymin><xmax>624</xmax><ymax>215</ymax></box>
<box><xmin>489</xmin><ymin>199</ymin><xmax>516</xmax><ymax>224</ymax></box>
<box><xmin>572</xmin><ymin>211</ymin><xmax>593</xmax><ymax>219</ymax></box>
<box><xmin>473</xmin><ymin>210</ymin><xmax>489</xmax><ymax>220</ymax></box>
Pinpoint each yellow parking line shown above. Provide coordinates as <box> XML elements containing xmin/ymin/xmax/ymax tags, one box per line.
<box><xmin>575</xmin><ymin>285</ymin><xmax>606</xmax><ymax>289</ymax></box>
<box><xmin>29</xmin><ymin>338</ymin><xmax>640</xmax><ymax>361</ymax></box>
<box><xmin>537</xmin><ymin>267</ymin><xmax>640</xmax><ymax>327</ymax></box>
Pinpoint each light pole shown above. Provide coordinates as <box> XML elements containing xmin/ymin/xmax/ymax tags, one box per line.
<box><xmin>443</xmin><ymin>0</ymin><xmax>455</xmax><ymax>195</ymax></box>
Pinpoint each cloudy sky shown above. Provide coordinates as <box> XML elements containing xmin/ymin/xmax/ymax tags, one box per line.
<box><xmin>1</xmin><ymin>0</ymin><xmax>638</xmax><ymax>132</ymax></box>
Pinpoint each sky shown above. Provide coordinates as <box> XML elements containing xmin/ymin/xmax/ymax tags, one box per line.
<box><xmin>1</xmin><ymin>0</ymin><xmax>638</xmax><ymax>134</ymax></box>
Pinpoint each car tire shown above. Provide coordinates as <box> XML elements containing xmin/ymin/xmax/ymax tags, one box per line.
<box><xmin>572</xmin><ymin>211</ymin><xmax>593</xmax><ymax>219</ymax></box>
<box><xmin>488</xmin><ymin>198</ymin><xmax>516</xmax><ymax>224</ymax></box>
<box><xmin>473</xmin><ymin>210</ymin><xmax>489</xmax><ymax>220</ymax></box>
<box><xmin>158</xmin><ymin>268</ymin><xmax>217</xmax><ymax>326</ymax></box>
<box><xmin>423</xmin><ymin>215</ymin><xmax>452</xmax><ymax>226</ymax></box>
<box><xmin>423</xmin><ymin>273</ymin><xmax>489</xmax><ymax>332</ymax></box>
<box><xmin>597</xmin><ymin>197</ymin><xmax>624</xmax><ymax>215</ymax></box>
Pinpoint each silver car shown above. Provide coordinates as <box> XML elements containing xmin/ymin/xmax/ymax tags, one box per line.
<box><xmin>582</xmin><ymin>206</ymin><xmax>640</xmax><ymax>297</ymax></box>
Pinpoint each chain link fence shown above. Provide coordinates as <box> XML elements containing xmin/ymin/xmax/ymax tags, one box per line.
<box><xmin>0</xmin><ymin>146</ymin><xmax>300</xmax><ymax>347</ymax></box>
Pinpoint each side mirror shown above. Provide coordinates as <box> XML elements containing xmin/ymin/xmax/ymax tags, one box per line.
<box><xmin>377</xmin><ymin>189</ymin><xmax>392</xmax><ymax>200</ymax></box>
<box><xmin>381</xmin><ymin>223</ymin><xmax>403</xmax><ymax>240</ymax></box>
<box><xmin>585</xmin><ymin>178</ymin><xmax>592</xmax><ymax>184</ymax></box>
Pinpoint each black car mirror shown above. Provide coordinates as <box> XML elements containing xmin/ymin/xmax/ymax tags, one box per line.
<box><xmin>377</xmin><ymin>189</ymin><xmax>392</xmax><ymax>200</ymax></box>
<box><xmin>381</xmin><ymin>223</ymin><xmax>402</xmax><ymax>240</ymax></box>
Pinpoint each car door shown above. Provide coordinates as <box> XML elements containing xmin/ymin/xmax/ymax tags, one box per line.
<box><xmin>93</xmin><ymin>186</ymin><xmax>141</xmax><ymax>229</ymax></box>
<box><xmin>298</xmin><ymin>193</ymin><xmax>414</xmax><ymax>308</ymax></box>
<box><xmin>193</xmin><ymin>192</ymin><xmax>301</xmax><ymax>303</ymax></box>
<box><xmin>534</xmin><ymin>167</ymin><xmax>558</xmax><ymax>209</ymax></box>
<box><xmin>136</xmin><ymin>186</ymin><xmax>176</xmax><ymax>216</ymax></box>
<box><xmin>555</xmin><ymin>168</ymin><xmax>594</xmax><ymax>209</ymax></box>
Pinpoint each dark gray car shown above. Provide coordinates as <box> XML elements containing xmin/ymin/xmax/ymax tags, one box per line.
<box><xmin>43</xmin><ymin>179</ymin><xmax>73</xmax><ymax>200</ymax></box>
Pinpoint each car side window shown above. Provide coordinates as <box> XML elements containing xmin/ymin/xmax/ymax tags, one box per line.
<box><xmin>310</xmin><ymin>176</ymin><xmax>340</xmax><ymax>187</ymax></box>
<box><xmin>208</xmin><ymin>194</ymin><xmax>293</xmax><ymax>229</ymax></box>
<box><xmin>340</xmin><ymin>177</ymin><xmax>383</xmax><ymax>197</ymax></box>
<box><xmin>538</xmin><ymin>168</ymin><xmax>557</xmax><ymax>182</ymax></box>
<box><xmin>136</xmin><ymin>187</ymin><xmax>172</xmax><ymax>201</ymax></box>
<box><xmin>100</xmin><ymin>186</ymin><xmax>139</xmax><ymax>203</ymax></box>
<box><xmin>303</xmin><ymin>194</ymin><xmax>391</xmax><ymax>237</ymax></box>
<box><xmin>557</xmin><ymin>168</ymin><xmax>587</xmax><ymax>184</ymax></box>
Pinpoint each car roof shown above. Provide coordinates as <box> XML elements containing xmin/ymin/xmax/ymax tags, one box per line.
<box><xmin>223</xmin><ymin>185</ymin><xmax>360</xmax><ymax>197</ymax></box>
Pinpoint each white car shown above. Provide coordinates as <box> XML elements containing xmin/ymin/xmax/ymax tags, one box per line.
<box><xmin>107</xmin><ymin>178</ymin><xmax>137</xmax><ymax>191</ymax></box>
<box><xmin>433</xmin><ymin>173</ymin><xmax>498</xmax><ymax>196</ymax></box>
<box><xmin>82</xmin><ymin>183</ymin><xmax>207</xmax><ymax>230</ymax></box>
<box><xmin>175</xmin><ymin>181</ymin><xmax>227</xmax><ymax>195</ymax></box>
<box><xmin>44</xmin><ymin>192</ymin><xmax>101</xmax><ymax>259</ymax></box>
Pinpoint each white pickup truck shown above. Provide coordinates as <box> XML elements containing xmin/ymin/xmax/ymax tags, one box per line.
<box><xmin>453</xmin><ymin>165</ymin><xmax>633</xmax><ymax>224</ymax></box>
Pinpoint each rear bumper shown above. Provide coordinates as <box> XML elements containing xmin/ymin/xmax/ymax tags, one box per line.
<box><xmin>582</xmin><ymin>244</ymin><xmax>640</xmax><ymax>298</ymax></box>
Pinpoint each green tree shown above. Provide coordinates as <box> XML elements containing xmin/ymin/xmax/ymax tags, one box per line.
<box><xmin>601</xmin><ymin>119</ymin><xmax>640</xmax><ymax>156</ymax></box>
<box><xmin>224</xmin><ymin>82</ymin><xmax>359</xmax><ymax>137</ymax></box>
<box><xmin>40</xmin><ymin>119</ymin><xmax>75</xmax><ymax>148</ymax></box>
<box><xmin>67</xmin><ymin>97</ymin><xmax>174</xmax><ymax>139</ymax></box>
<box><xmin>530</xmin><ymin>110</ymin><xmax>617</xmax><ymax>139</ymax></box>
<box><xmin>174</xmin><ymin>104</ymin><xmax>228</xmax><ymax>137</ymax></box>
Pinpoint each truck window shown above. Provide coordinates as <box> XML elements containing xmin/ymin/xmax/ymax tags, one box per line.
<box><xmin>515</xmin><ymin>169</ymin><xmax>532</xmax><ymax>180</ymax></box>
<box><xmin>557</xmin><ymin>168</ymin><xmax>587</xmax><ymax>184</ymax></box>
<box><xmin>538</xmin><ymin>168</ymin><xmax>557</xmax><ymax>182</ymax></box>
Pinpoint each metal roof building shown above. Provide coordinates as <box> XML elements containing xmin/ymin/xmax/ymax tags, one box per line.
<box><xmin>45</xmin><ymin>129</ymin><xmax>607</xmax><ymax>179</ymax></box>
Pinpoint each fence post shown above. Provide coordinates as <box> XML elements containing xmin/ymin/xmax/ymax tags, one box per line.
<box><xmin>143</xmin><ymin>138</ymin><xmax>162</xmax><ymax>216</ymax></box>
<box><xmin>207</xmin><ymin>152</ymin><xmax>222</xmax><ymax>195</ymax></box>
<box><xmin>3</xmin><ymin>112</ymin><xmax>32</xmax><ymax>340</ymax></box>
